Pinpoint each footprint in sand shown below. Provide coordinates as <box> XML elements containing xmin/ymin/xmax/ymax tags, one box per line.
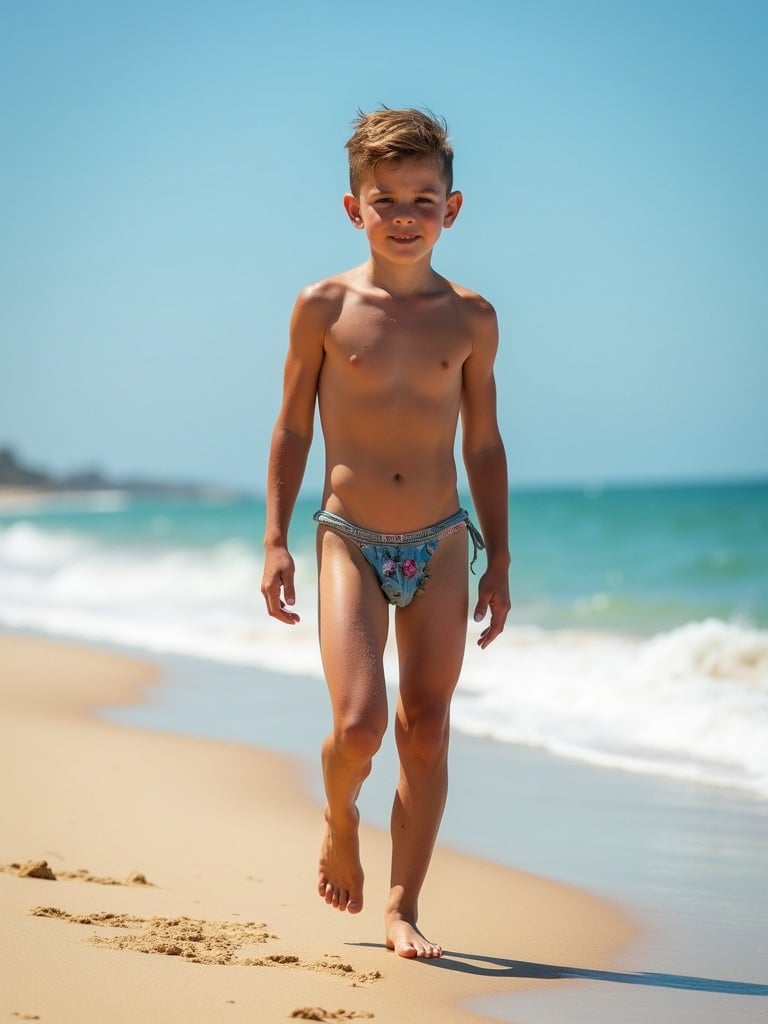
<box><xmin>28</xmin><ymin>907</ymin><xmax>382</xmax><ymax>986</ymax></box>
<box><xmin>291</xmin><ymin>1011</ymin><xmax>374</xmax><ymax>1021</ymax></box>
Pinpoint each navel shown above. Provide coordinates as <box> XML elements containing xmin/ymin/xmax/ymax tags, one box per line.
<box><xmin>393</xmin><ymin>473</ymin><xmax>403</xmax><ymax>484</ymax></box>
<box><xmin>349</xmin><ymin>354</ymin><xmax>359</xmax><ymax>366</ymax></box>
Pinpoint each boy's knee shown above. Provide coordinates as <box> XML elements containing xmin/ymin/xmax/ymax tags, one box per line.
<box><xmin>398</xmin><ymin>711</ymin><xmax>450</xmax><ymax>766</ymax></box>
<box><xmin>335</xmin><ymin>717</ymin><xmax>386</xmax><ymax>762</ymax></box>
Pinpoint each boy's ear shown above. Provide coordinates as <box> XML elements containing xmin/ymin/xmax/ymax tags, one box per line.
<box><xmin>343</xmin><ymin>193</ymin><xmax>364</xmax><ymax>229</ymax></box>
<box><xmin>443</xmin><ymin>190</ymin><xmax>463</xmax><ymax>228</ymax></box>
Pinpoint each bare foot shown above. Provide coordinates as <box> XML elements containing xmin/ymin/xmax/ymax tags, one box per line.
<box><xmin>385</xmin><ymin>914</ymin><xmax>442</xmax><ymax>959</ymax></box>
<box><xmin>317</xmin><ymin>815</ymin><xmax>364</xmax><ymax>914</ymax></box>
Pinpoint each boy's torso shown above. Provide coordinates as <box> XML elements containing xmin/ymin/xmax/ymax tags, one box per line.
<box><xmin>315</xmin><ymin>270</ymin><xmax>480</xmax><ymax>532</ymax></box>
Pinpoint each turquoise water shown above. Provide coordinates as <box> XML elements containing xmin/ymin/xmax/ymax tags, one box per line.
<box><xmin>6</xmin><ymin>481</ymin><xmax>765</xmax><ymax>629</ymax></box>
<box><xmin>2</xmin><ymin>480</ymin><xmax>767</xmax><ymax>795</ymax></box>
<box><xmin>508</xmin><ymin>482</ymin><xmax>768</xmax><ymax>631</ymax></box>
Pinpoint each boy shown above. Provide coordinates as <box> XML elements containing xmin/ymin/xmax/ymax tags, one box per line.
<box><xmin>261</xmin><ymin>108</ymin><xmax>510</xmax><ymax>959</ymax></box>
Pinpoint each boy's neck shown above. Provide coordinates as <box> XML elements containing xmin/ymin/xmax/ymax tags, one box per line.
<box><xmin>362</xmin><ymin>254</ymin><xmax>442</xmax><ymax>298</ymax></box>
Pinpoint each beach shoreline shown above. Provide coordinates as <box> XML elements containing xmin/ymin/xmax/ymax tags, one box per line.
<box><xmin>1</xmin><ymin>632</ymin><xmax>637</xmax><ymax>1023</ymax></box>
<box><xmin>99</xmin><ymin>640</ymin><xmax>768</xmax><ymax>1022</ymax></box>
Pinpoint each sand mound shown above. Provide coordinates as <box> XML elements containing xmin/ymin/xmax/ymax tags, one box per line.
<box><xmin>2</xmin><ymin>861</ymin><xmax>152</xmax><ymax>886</ymax></box>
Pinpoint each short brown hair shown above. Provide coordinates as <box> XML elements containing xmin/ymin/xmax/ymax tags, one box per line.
<box><xmin>345</xmin><ymin>107</ymin><xmax>454</xmax><ymax>196</ymax></box>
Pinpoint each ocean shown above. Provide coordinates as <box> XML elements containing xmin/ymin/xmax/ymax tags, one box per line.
<box><xmin>1</xmin><ymin>481</ymin><xmax>767</xmax><ymax>798</ymax></box>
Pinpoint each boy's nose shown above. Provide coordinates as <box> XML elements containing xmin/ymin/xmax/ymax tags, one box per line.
<box><xmin>392</xmin><ymin>207</ymin><xmax>415</xmax><ymax>224</ymax></box>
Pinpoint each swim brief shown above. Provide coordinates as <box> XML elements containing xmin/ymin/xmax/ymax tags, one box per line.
<box><xmin>313</xmin><ymin>508</ymin><xmax>485</xmax><ymax>608</ymax></box>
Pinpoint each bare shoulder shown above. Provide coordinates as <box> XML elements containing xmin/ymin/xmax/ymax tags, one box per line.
<box><xmin>290</xmin><ymin>272</ymin><xmax>355</xmax><ymax>343</ymax></box>
<box><xmin>447</xmin><ymin>281</ymin><xmax>499</xmax><ymax>349</ymax></box>
<box><xmin>299</xmin><ymin>272</ymin><xmax>352</xmax><ymax>303</ymax></box>
<box><xmin>294</xmin><ymin>274</ymin><xmax>350</xmax><ymax>317</ymax></box>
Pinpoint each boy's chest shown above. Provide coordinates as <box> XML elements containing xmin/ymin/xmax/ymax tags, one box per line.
<box><xmin>328</xmin><ymin>302</ymin><xmax>470</xmax><ymax>379</ymax></box>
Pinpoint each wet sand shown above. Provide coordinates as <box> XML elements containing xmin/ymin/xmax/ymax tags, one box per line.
<box><xmin>0</xmin><ymin>634</ymin><xmax>635</xmax><ymax>1023</ymax></box>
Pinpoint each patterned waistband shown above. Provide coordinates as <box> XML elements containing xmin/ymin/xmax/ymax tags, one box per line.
<box><xmin>313</xmin><ymin>508</ymin><xmax>486</xmax><ymax>571</ymax></box>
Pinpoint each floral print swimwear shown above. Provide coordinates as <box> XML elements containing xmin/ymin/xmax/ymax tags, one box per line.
<box><xmin>313</xmin><ymin>508</ymin><xmax>485</xmax><ymax>608</ymax></box>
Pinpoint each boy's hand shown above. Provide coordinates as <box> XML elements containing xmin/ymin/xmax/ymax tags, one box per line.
<box><xmin>261</xmin><ymin>547</ymin><xmax>301</xmax><ymax>624</ymax></box>
<box><xmin>472</xmin><ymin>567</ymin><xmax>510</xmax><ymax>649</ymax></box>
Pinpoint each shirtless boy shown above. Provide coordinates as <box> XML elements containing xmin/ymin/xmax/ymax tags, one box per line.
<box><xmin>261</xmin><ymin>108</ymin><xmax>510</xmax><ymax>959</ymax></box>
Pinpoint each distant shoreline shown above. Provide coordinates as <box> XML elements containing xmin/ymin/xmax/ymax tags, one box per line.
<box><xmin>0</xmin><ymin>483</ymin><xmax>252</xmax><ymax>512</ymax></box>
<box><xmin>0</xmin><ymin>446</ymin><xmax>253</xmax><ymax>507</ymax></box>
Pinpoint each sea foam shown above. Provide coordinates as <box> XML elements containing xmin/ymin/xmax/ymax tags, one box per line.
<box><xmin>2</xmin><ymin>519</ymin><xmax>767</xmax><ymax>797</ymax></box>
<box><xmin>454</xmin><ymin>619</ymin><xmax>768</xmax><ymax>796</ymax></box>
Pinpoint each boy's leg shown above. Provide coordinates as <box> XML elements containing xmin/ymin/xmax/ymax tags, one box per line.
<box><xmin>316</xmin><ymin>526</ymin><xmax>390</xmax><ymax>913</ymax></box>
<box><xmin>387</xmin><ymin>529</ymin><xmax>469</xmax><ymax>957</ymax></box>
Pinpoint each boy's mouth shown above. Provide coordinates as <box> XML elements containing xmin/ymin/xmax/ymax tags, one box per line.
<box><xmin>390</xmin><ymin>234</ymin><xmax>419</xmax><ymax>242</ymax></box>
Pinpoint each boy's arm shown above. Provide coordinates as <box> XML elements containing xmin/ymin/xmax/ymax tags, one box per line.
<box><xmin>261</xmin><ymin>286</ymin><xmax>329</xmax><ymax>624</ymax></box>
<box><xmin>461</xmin><ymin>300</ymin><xmax>511</xmax><ymax>649</ymax></box>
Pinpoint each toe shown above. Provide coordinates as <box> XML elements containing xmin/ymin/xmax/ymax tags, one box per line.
<box><xmin>386</xmin><ymin>919</ymin><xmax>441</xmax><ymax>959</ymax></box>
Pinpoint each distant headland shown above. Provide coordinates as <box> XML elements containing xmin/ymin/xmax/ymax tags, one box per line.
<box><xmin>0</xmin><ymin>446</ymin><xmax>247</xmax><ymax>502</ymax></box>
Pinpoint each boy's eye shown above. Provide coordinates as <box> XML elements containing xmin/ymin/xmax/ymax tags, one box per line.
<box><xmin>415</xmin><ymin>197</ymin><xmax>434</xmax><ymax>204</ymax></box>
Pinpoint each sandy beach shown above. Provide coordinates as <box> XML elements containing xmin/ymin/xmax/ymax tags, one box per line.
<box><xmin>1</xmin><ymin>633</ymin><xmax>637</xmax><ymax>1023</ymax></box>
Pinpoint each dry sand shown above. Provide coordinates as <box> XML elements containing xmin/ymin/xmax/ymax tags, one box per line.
<box><xmin>0</xmin><ymin>634</ymin><xmax>635</xmax><ymax>1023</ymax></box>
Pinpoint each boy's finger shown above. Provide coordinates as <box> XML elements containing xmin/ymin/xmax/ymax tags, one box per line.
<box><xmin>477</xmin><ymin>621</ymin><xmax>500</xmax><ymax>649</ymax></box>
<box><xmin>474</xmin><ymin>578</ymin><xmax>495</xmax><ymax>622</ymax></box>
<box><xmin>279</xmin><ymin>580</ymin><xmax>300</xmax><ymax>623</ymax></box>
<box><xmin>262</xmin><ymin>579</ymin><xmax>299</xmax><ymax>623</ymax></box>
<box><xmin>268</xmin><ymin>600</ymin><xmax>300</xmax><ymax>624</ymax></box>
<box><xmin>475</xmin><ymin>588</ymin><xmax>510</xmax><ymax>647</ymax></box>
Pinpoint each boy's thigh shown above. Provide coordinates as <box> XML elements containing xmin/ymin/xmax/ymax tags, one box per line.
<box><xmin>394</xmin><ymin>529</ymin><xmax>469</xmax><ymax>704</ymax></box>
<box><xmin>316</xmin><ymin>526</ymin><xmax>390</xmax><ymax>710</ymax></box>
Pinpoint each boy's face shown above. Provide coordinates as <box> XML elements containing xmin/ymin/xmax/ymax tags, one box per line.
<box><xmin>343</xmin><ymin>156</ymin><xmax>462</xmax><ymax>265</ymax></box>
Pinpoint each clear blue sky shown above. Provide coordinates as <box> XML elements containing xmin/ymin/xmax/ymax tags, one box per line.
<box><xmin>2</xmin><ymin>0</ymin><xmax>766</xmax><ymax>491</ymax></box>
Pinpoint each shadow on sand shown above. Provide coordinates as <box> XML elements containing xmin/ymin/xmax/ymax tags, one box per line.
<box><xmin>351</xmin><ymin>944</ymin><xmax>768</xmax><ymax>997</ymax></box>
